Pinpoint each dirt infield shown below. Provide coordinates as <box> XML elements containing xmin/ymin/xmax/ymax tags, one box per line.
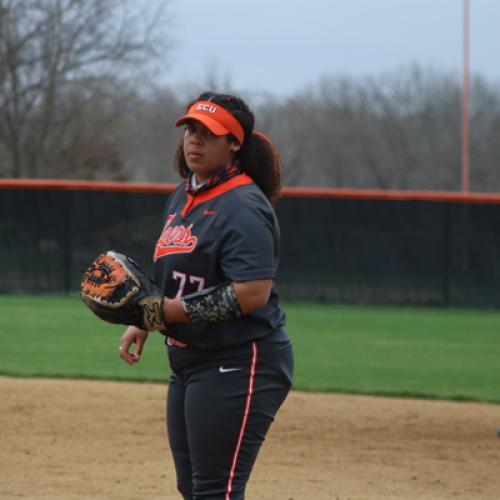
<box><xmin>1</xmin><ymin>377</ymin><xmax>499</xmax><ymax>499</ymax></box>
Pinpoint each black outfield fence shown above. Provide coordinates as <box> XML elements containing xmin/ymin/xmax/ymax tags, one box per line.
<box><xmin>1</xmin><ymin>179</ymin><xmax>500</xmax><ymax>307</ymax></box>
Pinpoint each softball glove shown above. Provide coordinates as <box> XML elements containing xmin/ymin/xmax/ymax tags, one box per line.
<box><xmin>80</xmin><ymin>251</ymin><xmax>166</xmax><ymax>331</ymax></box>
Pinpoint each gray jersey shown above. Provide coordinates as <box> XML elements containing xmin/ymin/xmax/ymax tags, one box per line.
<box><xmin>154</xmin><ymin>173</ymin><xmax>286</xmax><ymax>370</ymax></box>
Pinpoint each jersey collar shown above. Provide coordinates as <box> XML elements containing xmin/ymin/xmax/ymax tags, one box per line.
<box><xmin>181</xmin><ymin>173</ymin><xmax>254</xmax><ymax>217</ymax></box>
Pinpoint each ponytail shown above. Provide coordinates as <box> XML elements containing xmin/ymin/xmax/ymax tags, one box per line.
<box><xmin>235</xmin><ymin>131</ymin><xmax>281</xmax><ymax>206</ymax></box>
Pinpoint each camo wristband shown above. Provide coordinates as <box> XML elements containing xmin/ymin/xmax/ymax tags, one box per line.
<box><xmin>181</xmin><ymin>282</ymin><xmax>243</xmax><ymax>322</ymax></box>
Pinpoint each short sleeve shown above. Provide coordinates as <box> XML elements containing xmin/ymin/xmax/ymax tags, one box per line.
<box><xmin>219</xmin><ymin>204</ymin><xmax>277</xmax><ymax>282</ymax></box>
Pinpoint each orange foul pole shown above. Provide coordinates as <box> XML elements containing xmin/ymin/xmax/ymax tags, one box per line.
<box><xmin>462</xmin><ymin>0</ymin><xmax>470</xmax><ymax>192</ymax></box>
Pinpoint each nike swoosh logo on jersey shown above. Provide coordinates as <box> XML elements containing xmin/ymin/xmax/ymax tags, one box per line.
<box><xmin>203</xmin><ymin>209</ymin><xmax>217</xmax><ymax>216</ymax></box>
<box><xmin>219</xmin><ymin>366</ymin><xmax>241</xmax><ymax>373</ymax></box>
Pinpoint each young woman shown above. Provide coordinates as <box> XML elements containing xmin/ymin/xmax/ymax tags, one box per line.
<box><xmin>118</xmin><ymin>92</ymin><xmax>293</xmax><ymax>499</ymax></box>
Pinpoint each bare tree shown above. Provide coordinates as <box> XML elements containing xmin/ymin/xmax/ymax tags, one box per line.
<box><xmin>108</xmin><ymin>85</ymin><xmax>183</xmax><ymax>183</ymax></box>
<box><xmin>117</xmin><ymin>67</ymin><xmax>500</xmax><ymax>191</ymax></box>
<box><xmin>469</xmin><ymin>76</ymin><xmax>500</xmax><ymax>192</ymax></box>
<box><xmin>0</xmin><ymin>0</ymin><xmax>173</xmax><ymax>179</ymax></box>
<box><xmin>260</xmin><ymin>66</ymin><xmax>471</xmax><ymax>190</ymax></box>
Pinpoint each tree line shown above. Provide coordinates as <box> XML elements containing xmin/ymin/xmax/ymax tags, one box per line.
<box><xmin>1</xmin><ymin>0</ymin><xmax>499</xmax><ymax>191</ymax></box>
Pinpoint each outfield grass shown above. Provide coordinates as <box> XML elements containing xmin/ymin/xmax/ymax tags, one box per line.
<box><xmin>1</xmin><ymin>295</ymin><xmax>499</xmax><ymax>403</ymax></box>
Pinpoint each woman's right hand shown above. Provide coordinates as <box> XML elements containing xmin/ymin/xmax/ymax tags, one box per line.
<box><xmin>119</xmin><ymin>326</ymin><xmax>149</xmax><ymax>365</ymax></box>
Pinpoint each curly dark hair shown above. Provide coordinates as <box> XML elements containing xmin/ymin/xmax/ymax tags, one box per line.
<box><xmin>174</xmin><ymin>92</ymin><xmax>281</xmax><ymax>205</ymax></box>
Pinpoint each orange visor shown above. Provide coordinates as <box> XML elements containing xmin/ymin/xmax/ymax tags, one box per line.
<box><xmin>175</xmin><ymin>100</ymin><xmax>245</xmax><ymax>144</ymax></box>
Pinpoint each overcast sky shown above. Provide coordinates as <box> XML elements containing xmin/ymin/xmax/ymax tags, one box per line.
<box><xmin>164</xmin><ymin>0</ymin><xmax>499</xmax><ymax>96</ymax></box>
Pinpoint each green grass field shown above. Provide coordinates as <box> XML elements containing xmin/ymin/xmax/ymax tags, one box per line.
<box><xmin>1</xmin><ymin>295</ymin><xmax>499</xmax><ymax>403</ymax></box>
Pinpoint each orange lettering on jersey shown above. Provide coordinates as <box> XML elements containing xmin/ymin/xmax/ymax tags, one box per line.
<box><xmin>154</xmin><ymin>214</ymin><xmax>198</xmax><ymax>261</ymax></box>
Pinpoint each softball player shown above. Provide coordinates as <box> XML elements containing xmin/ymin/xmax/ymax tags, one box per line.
<box><xmin>119</xmin><ymin>92</ymin><xmax>293</xmax><ymax>499</ymax></box>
